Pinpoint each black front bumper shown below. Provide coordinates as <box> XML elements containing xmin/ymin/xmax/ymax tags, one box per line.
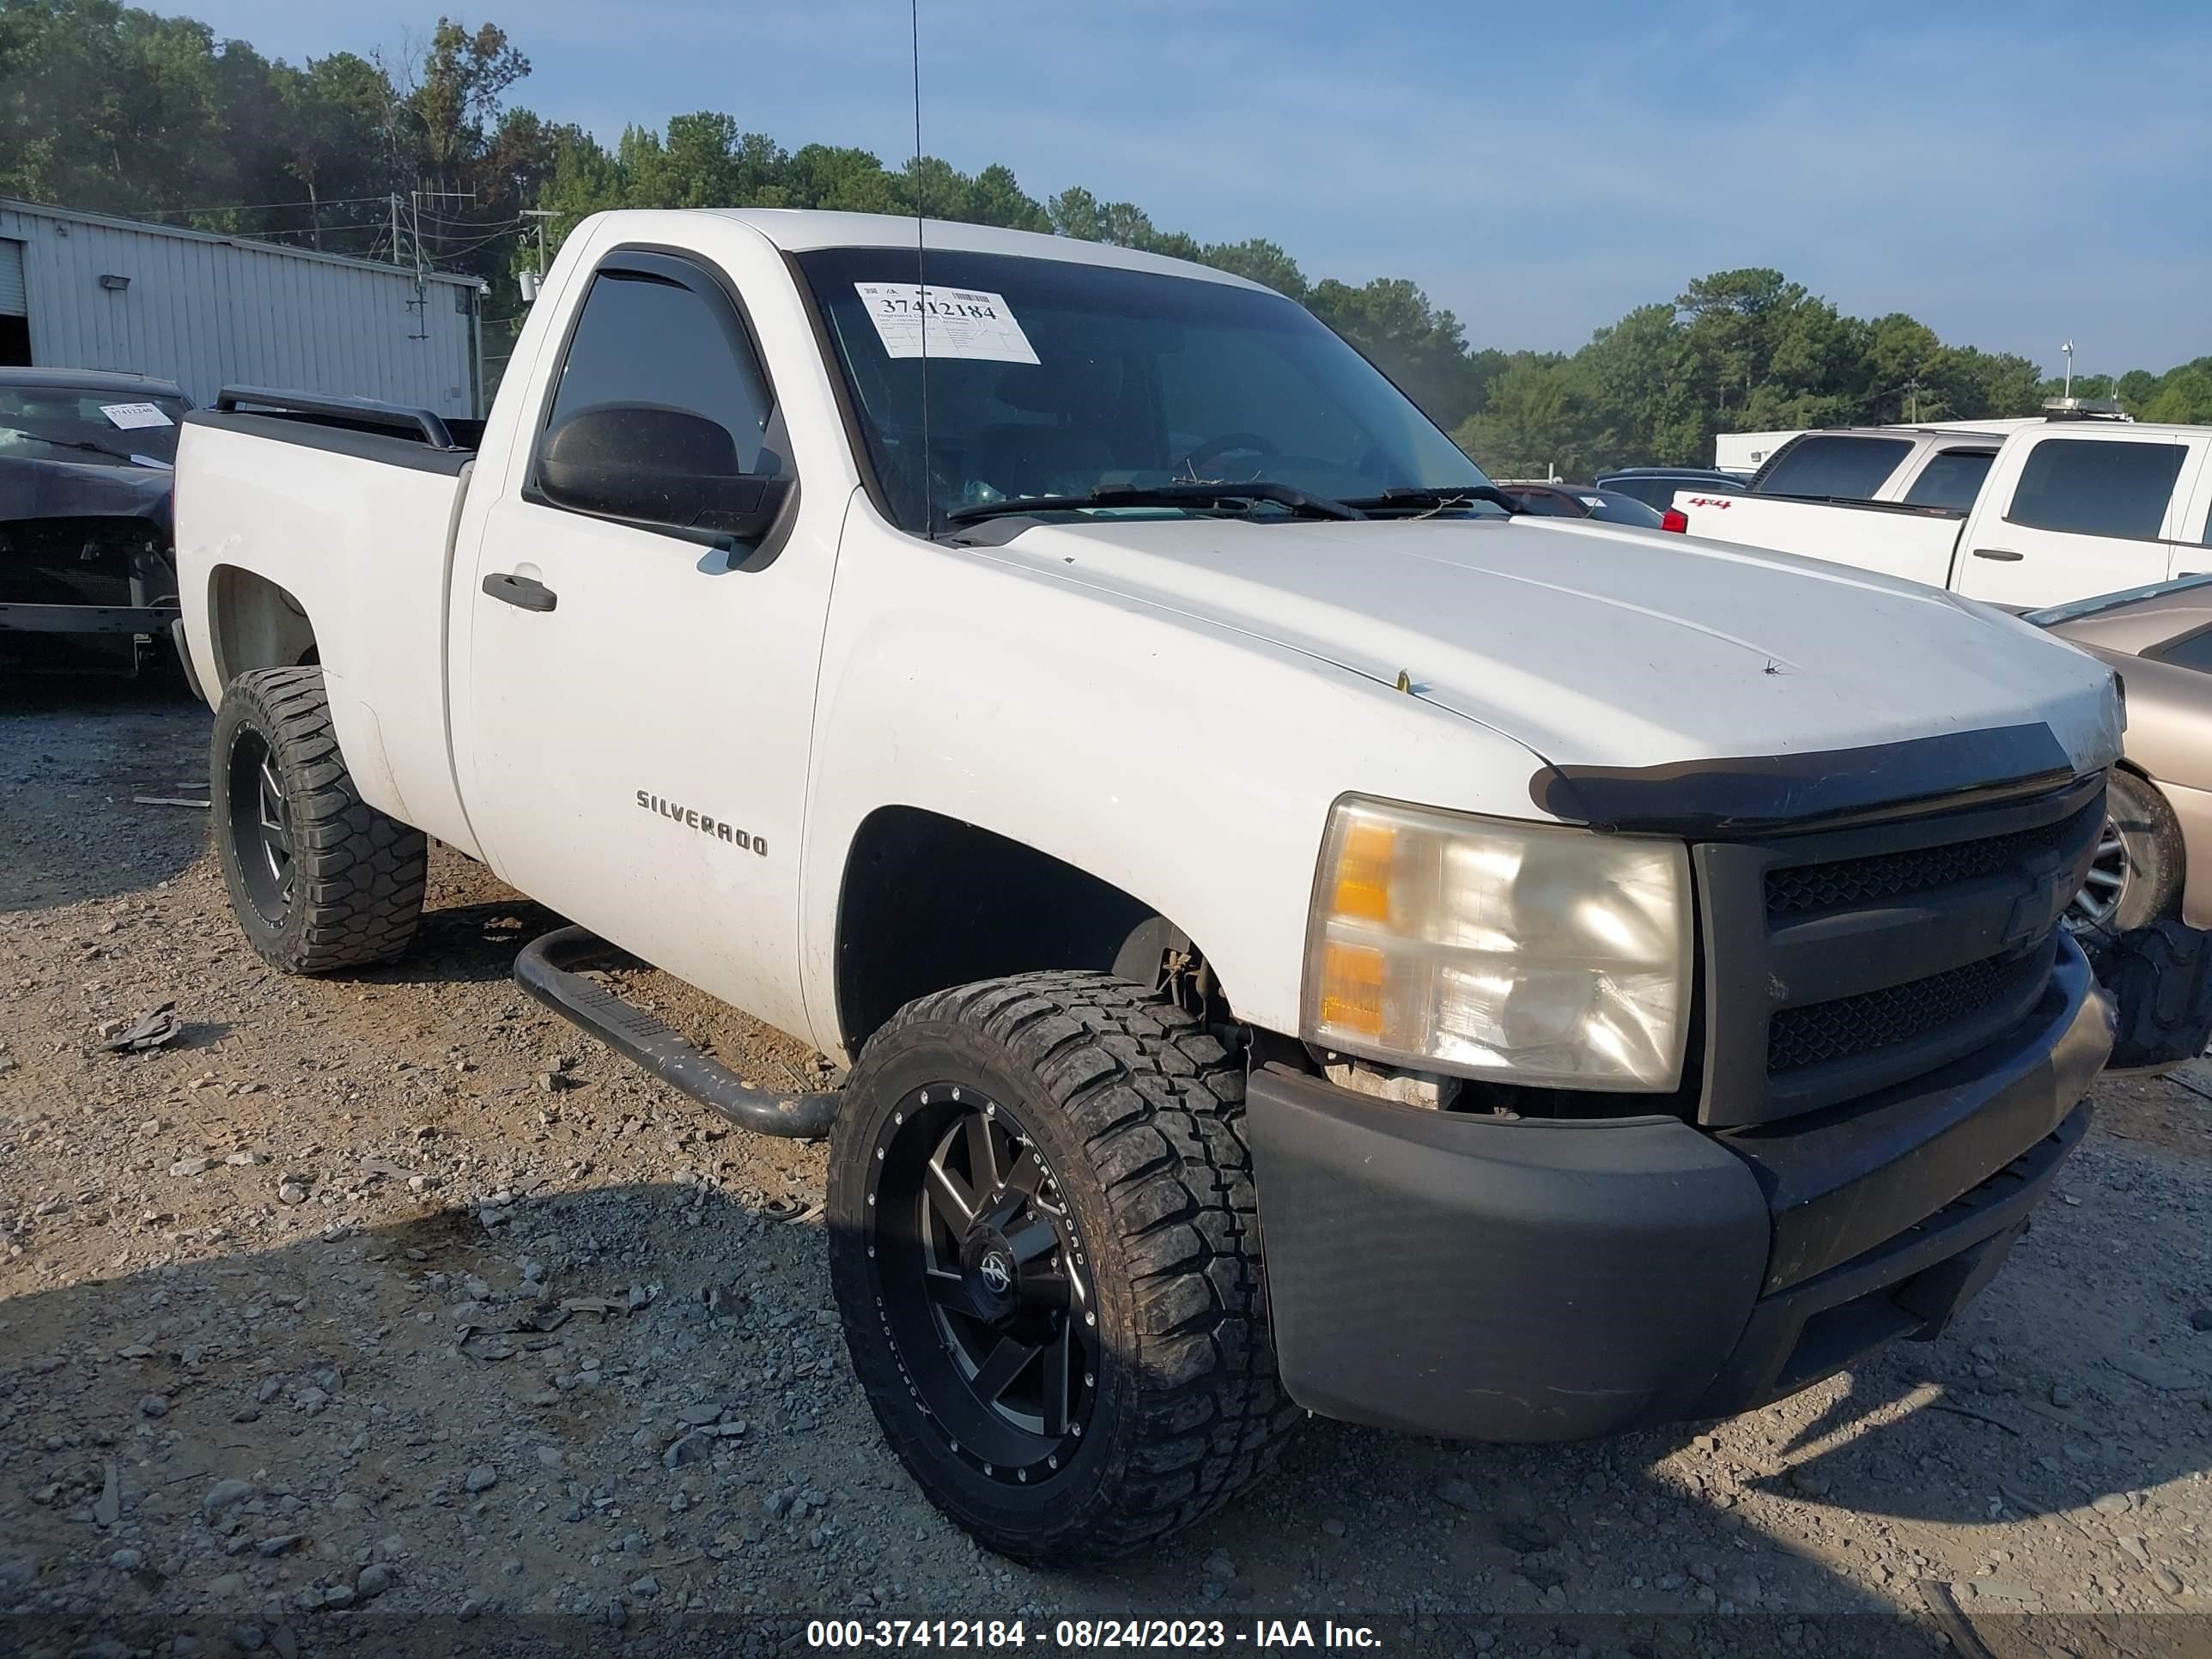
<box><xmin>1245</xmin><ymin>935</ymin><xmax>2113</xmax><ymax>1443</ymax></box>
<box><xmin>2</xmin><ymin>530</ymin><xmax>179</xmax><ymax>673</ymax></box>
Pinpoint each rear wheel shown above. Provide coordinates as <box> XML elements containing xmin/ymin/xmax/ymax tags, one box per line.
<box><xmin>211</xmin><ymin>666</ymin><xmax>427</xmax><ymax>973</ymax></box>
<box><xmin>827</xmin><ymin>971</ymin><xmax>1297</xmax><ymax>1562</ymax></box>
<box><xmin>2069</xmin><ymin>770</ymin><xmax>2183</xmax><ymax>940</ymax></box>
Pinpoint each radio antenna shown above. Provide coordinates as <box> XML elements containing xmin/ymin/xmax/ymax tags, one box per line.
<box><xmin>910</xmin><ymin>0</ymin><xmax>933</xmax><ymax>536</ymax></box>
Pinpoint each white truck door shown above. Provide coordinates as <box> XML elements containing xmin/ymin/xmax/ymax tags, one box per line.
<box><xmin>457</xmin><ymin>246</ymin><xmax>836</xmax><ymax>1044</ymax></box>
<box><xmin>1952</xmin><ymin>428</ymin><xmax>2190</xmax><ymax>607</ymax></box>
<box><xmin>2161</xmin><ymin>435</ymin><xmax>2212</xmax><ymax>580</ymax></box>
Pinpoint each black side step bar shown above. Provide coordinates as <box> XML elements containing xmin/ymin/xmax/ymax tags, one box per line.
<box><xmin>514</xmin><ymin>925</ymin><xmax>842</xmax><ymax>1139</ymax></box>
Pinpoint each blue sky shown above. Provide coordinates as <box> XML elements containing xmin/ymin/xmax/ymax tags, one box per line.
<box><xmin>181</xmin><ymin>1</ymin><xmax>2210</xmax><ymax>375</ymax></box>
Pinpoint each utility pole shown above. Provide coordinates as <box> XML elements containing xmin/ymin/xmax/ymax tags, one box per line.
<box><xmin>389</xmin><ymin>191</ymin><xmax>403</xmax><ymax>268</ymax></box>
<box><xmin>521</xmin><ymin>209</ymin><xmax>553</xmax><ymax>275</ymax></box>
<box><xmin>407</xmin><ymin>189</ymin><xmax>477</xmax><ymax>342</ymax></box>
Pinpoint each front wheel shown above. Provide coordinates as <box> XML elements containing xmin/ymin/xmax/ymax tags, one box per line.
<box><xmin>827</xmin><ymin>972</ymin><xmax>1297</xmax><ymax>1562</ymax></box>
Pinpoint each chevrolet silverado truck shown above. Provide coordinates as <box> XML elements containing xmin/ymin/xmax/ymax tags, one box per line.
<box><xmin>177</xmin><ymin>208</ymin><xmax>2122</xmax><ymax>1562</ymax></box>
<box><xmin>1669</xmin><ymin>418</ymin><xmax>2212</xmax><ymax>609</ymax></box>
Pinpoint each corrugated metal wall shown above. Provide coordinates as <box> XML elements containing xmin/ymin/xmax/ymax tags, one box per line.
<box><xmin>0</xmin><ymin>240</ymin><xmax>24</xmax><ymax>314</ymax></box>
<box><xmin>0</xmin><ymin>203</ymin><xmax>480</xmax><ymax>416</ymax></box>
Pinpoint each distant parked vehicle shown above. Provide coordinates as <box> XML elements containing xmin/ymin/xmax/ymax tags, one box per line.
<box><xmin>2032</xmin><ymin>574</ymin><xmax>2212</xmax><ymax>934</ymax></box>
<box><xmin>1595</xmin><ymin>467</ymin><xmax>1745</xmax><ymax>513</ymax></box>
<box><xmin>1743</xmin><ymin>426</ymin><xmax>2005</xmax><ymax>511</ymax></box>
<box><xmin>0</xmin><ymin>366</ymin><xmax>190</xmax><ymax>675</ymax></box>
<box><xmin>1669</xmin><ymin>417</ymin><xmax>2212</xmax><ymax>609</ymax></box>
<box><xmin>1493</xmin><ymin>482</ymin><xmax>1665</xmax><ymax>527</ymax></box>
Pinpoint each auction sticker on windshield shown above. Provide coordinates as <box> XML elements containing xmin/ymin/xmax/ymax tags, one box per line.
<box><xmin>100</xmin><ymin>402</ymin><xmax>174</xmax><ymax>429</ymax></box>
<box><xmin>854</xmin><ymin>283</ymin><xmax>1039</xmax><ymax>364</ymax></box>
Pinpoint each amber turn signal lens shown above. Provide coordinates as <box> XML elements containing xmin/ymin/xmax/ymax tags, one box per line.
<box><xmin>1330</xmin><ymin>819</ymin><xmax>1395</xmax><ymax>922</ymax></box>
<box><xmin>1316</xmin><ymin>940</ymin><xmax>1387</xmax><ymax>1037</ymax></box>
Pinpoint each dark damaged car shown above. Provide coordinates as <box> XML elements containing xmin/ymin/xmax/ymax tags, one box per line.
<box><xmin>0</xmin><ymin>367</ymin><xmax>190</xmax><ymax>675</ymax></box>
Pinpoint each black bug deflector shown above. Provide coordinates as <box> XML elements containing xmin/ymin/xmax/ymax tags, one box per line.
<box><xmin>514</xmin><ymin>925</ymin><xmax>841</xmax><ymax>1139</ymax></box>
<box><xmin>1528</xmin><ymin>723</ymin><xmax>2079</xmax><ymax>837</ymax></box>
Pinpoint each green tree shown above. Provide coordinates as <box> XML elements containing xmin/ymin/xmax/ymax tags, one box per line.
<box><xmin>408</xmin><ymin>17</ymin><xmax>526</xmax><ymax>184</ymax></box>
<box><xmin>1577</xmin><ymin>302</ymin><xmax>1698</xmax><ymax>464</ymax></box>
<box><xmin>1045</xmin><ymin>185</ymin><xmax>1107</xmax><ymax>241</ymax></box>
<box><xmin>1197</xmin><ymin>237</ymin><xmax>1307</xmax><ymax>299</ymax></box>
<box><xmin>786</xmin><ymin>143</ymin><xmax>896</xmax><ymax>213</ymax></box>
<box><xmin>964</xmin><ymin>162</ymin><xmax>1049</xmax><ymax>231</ymax></box>
<box><xmin>272</xmin><ymin>52</ymin><xmax>393</xmax><ymax>247</ymax></box>
<box><xmin>1452</xmin><ymin>358</ymin><xmax>1595</xmax><ymax>479</ymax></box>
<box><xmin>2142</xmin><ymin>367</ymin><xmax>2212</xmax><ymax>425</ymax></box>
<box><xmin>1930</xmin><ymin>347</ymin><xmax>2044</xmax><ymax>420</ymax></box>
<box><xmin>1307</xmin><ymin>276</ymin><xmax>1483</xmax><ymax>428</ymax></box>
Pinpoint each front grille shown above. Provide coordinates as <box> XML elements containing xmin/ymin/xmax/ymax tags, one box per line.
<box><xmin>1693</xmin><ymin>775</ymin><xmax>2106</xmax><ymax>1127</ymax></box>
<box><xmin>1765</xmin><ymin>799</ymin><xmax>2099</xmax><ymax>918</ymax></box>
<box><xmin>0</xmin><ymin>515</ymin><xmax>169</xmax><ymax>608</ymax></box>
<box><xmin>1766</xmin><ymin>951</ymin><xmax>2042</xmax><ymax>1073</ymax></box>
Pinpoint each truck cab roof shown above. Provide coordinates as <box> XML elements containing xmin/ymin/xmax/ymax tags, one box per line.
<box><xmin>690</xmin><ymin>208</ymin><xmax>1277</xmax><ymax>291</ymax></box>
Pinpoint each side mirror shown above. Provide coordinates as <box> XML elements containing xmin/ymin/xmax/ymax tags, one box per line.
<box><xmin>538</xmin><ymin>403</ymin><xmax>791</xmax><ymax>539</ymax></box>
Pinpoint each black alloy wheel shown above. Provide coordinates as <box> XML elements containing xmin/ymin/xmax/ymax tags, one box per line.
<box><xmin>226</xmin><ymin>726</ymin><xmax>295</xmax><ymax>927</ymax></box>
<box><xmin>865</xmin><ymin>1084</ymin><xmax>1098</xmax><ymax>1482</ymax></box>
<box><xmin>826</xmin><ymin>972</ymin><xmax>1295</xmax><ymax>1561</ymax></box>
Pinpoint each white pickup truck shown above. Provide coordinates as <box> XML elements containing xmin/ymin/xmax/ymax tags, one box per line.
<box><xmin>176</xmin><ymin>208</ymin><xmax>2123</xmax><ymax>1562</ymax></box>
<box><xmin>1671</xmin><ymin>420</ymin><xmax>2212</xmax><ymax>608</ymax></box>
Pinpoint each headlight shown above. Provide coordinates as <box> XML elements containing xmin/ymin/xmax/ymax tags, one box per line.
<box><xmin>1303</xmin><ymin>796</ymin><xmax>1693</xmax><ymax>1091</ymax></box>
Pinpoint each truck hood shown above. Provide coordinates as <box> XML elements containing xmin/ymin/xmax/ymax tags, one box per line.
<box><xmin>983</xmin><ymin>514</ymin><xmax>2122</xmax><ymax>828</ymax></box>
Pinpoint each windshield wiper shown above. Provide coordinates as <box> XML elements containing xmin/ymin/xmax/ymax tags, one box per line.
<box><xmin>944</xmin><ymin>480</ymin><xmax>1366</xmax><ymax>526</ymax></box>
<box><xmin>7</xmin><ymin>431</ymin><xmax>155</xmax><ymax>466</ymax></box>
<box><xmin>1339</xmin><ymin>486</ymin><xmax>1525</xmax><ymax>516</ymax></box>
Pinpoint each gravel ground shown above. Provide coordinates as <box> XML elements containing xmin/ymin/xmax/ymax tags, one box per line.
<box><xmin>3</xmin><ymin>681</ymin><xmax>2210</xmax><ymax>1659</ymax></box>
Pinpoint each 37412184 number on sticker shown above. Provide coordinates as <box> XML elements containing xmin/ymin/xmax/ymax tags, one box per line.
<box><xmin>852</xmin><ymin>282</ymin><xmax>1040</xmax><ymax>364</ymax></box>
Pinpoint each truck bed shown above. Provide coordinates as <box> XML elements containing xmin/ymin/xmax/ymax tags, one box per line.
<box><xmin>1672</xmin><ymin>488</ymin><xmax>1966</xmax><ymax>587</ymax></box>
<box><xmin>175</xmin><ymin>386</ymin><xmax>483</xmax><ymax>855</ymax></box>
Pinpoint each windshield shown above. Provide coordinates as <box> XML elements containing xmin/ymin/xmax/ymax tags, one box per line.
<box><xmin>794</xmin><ymin>247</ymin><xmax>1491</xmax><ymax>532</ymax></box>
<box><xmin>0</xmin><ymin>385</ymin><xmax>187</xmax><ymax>467</ymax></box>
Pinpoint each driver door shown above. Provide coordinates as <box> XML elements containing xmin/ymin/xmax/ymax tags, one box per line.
<box><xmin>455</xmin><ymin>246</ymin><xmax>836</xmax><ymax>1042</ymax></box>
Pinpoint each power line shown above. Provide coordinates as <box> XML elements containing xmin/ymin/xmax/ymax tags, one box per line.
<box><xmin>130</xmin><ymin>193</ymin><xmax>399</xmax><ymax>219</ymax></box>
<box><xmin>431</xmin><ymin>223</ymin><xmax>526</xmax><ymax>258</ymax></box>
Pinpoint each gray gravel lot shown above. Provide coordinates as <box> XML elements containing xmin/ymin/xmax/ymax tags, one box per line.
<box><xmin>3</xmin><ymin>682</ymin><xmax>2209</xmax><ymax>1658</ymax></box>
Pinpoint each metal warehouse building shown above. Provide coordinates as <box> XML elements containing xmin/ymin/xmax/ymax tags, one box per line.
<box><xmin>0</xmin><ymin>199</ymin><xmax>484</xmax><ymax>416</ymax></box>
